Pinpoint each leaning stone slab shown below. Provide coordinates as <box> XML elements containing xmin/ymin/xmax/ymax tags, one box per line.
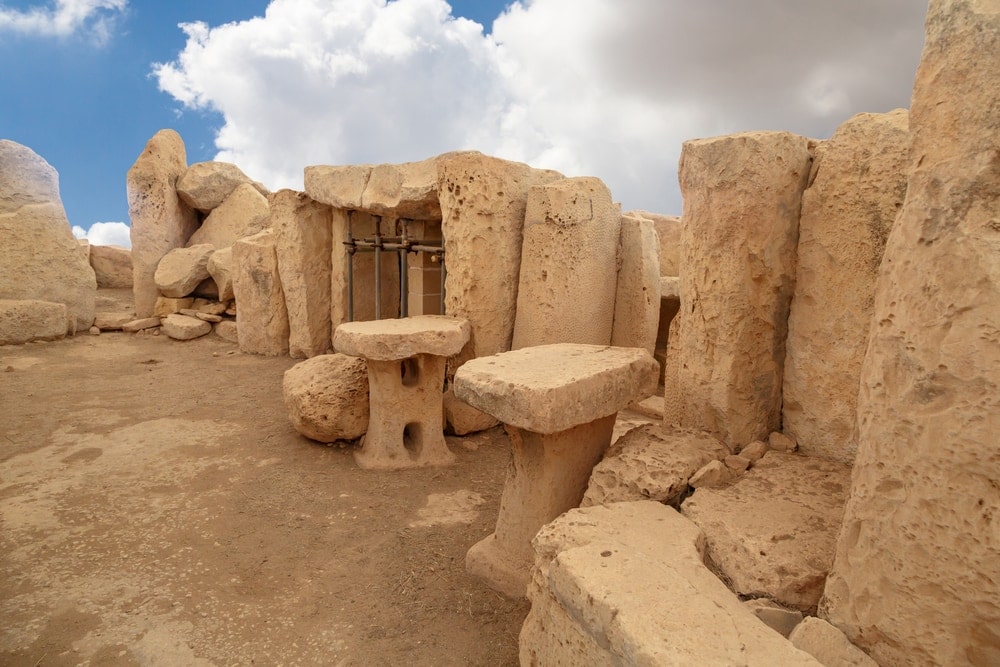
<box><xmin>90</xmin><ymin>245</ymin><xmax>133</xmax><ymax>288</ymax></box>
<box><xmin>789</xmin><ymin>617</ymin><xmax>877</xmax><ymax>667</ymax></box>
<box><xmin>581</xmin><ymin>424</ymin><xmax>728</xmax><ymax>508</ymax></box>
<box><xmin>232</xmin><ymin>229</ymin><xmax>289</xmax><ymax>356</ymax></box>
<box><xmin>282</xmin><ymin>353</ymin><xmax>369</xmax><ymax>443</ymax></box>
<box><xmin>206</xmin><ymin>246</ymin><xmax>234</xmax><ymax>301</ymax></box>
<box><xmin>161</xmin><ymin>313</ymin><xmax>211</xmax><ymax>340</ymax></box>
<box><xmin>186</xmin><ymin>182</ymin><xmax>270</xmax><ymax>249</ymax></box>
<box><xmin>177</xmin><ymin>160</ymin><xmax>267</xmax><ymax>212</ymax></box>
<box><xmin>610</xmin><ymin>214</ymin><xmax>661</xmax><ymax>354</ymax></box>
<box><xmin>0</xmin><ymin>299</ymin><xmax>67</xmax><ymax>345</ymax></box>
<box><xmin>154</xmin><ymin>244</ymin><xmax>214</xmax><ymax>298</ymax></box>
<box><xmin>520</xmin><ymin>501</ymin><xmax>822</xmax><ymax>666</ymax></box>
<box><xmin>122</xmin><ymin>317</ymin><xmax>161</xmax><ymax>333</ymax></box>
<box><xmin>682</xmin><ymin>452</ymin><xmax>851</xmax><ymax>612</ymax></box>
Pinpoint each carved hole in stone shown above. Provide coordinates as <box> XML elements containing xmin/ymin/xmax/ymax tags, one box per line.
<box><xmin>400</xmin><ymin>357</ymin><xmax>420</xmax><ymax>387</ymax></box>
<box><xmin>403</xmin><ymin>422</ymin><xmax>423</xmax><ymax>457</ymax></box>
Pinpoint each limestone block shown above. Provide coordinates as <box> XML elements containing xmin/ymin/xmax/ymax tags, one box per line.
<box><xmin>740</xmin><ymin>439</ymin><xmax>768</xmax><ymax>463</ymax></box>
<box><xmin>682</xmin><ymin>452</ymin><xmax>851</xmax><ymax>612</ymax></box>
<box><xmin>127</xmin><ymin>129</ymin><xmax>199</xmax><ymax>317</ymax></box>
<box><xmin>822</xmin><ymin>4</ymin><xmax>1000</xmax><ymax>666</ymax></box>
<box><xmin>282</xmin><ymin>353</ymin><xmax>369</xmax><ymax>442</ymax></box>
<box><xmin>688</xmin><ymin>459</ymin><xmax>734</xmax><ymax>489</ymax></box>
<box><xmin>122</xmin><ymin>317</ymin><xmax>161</xmax><ymax>333</ymax></box>
<box><xmin>154</xmin><ymin>244</ymin><xmax>214</xmax><ymax>298</ymax></box>
<box><xmin>724</xmin><ymin>454</ymin><xmax>750</xmax><ymax>473</ymax></box>
<box><xmin>627</xmin><ymin>209</ymin><xmax>681</xmax><ymax>276</ymax></box>
<box><xmin>186</xmin><ymin>182</ymin><xmax>270</xmax><ymax>249</ymax></box>
<box><xmin>232</xmin><ymin>230</ymin><xmax>289</xmax><ymax>356</ymax></box>
<box><xmin>214</xmin><ymin>320</ymin><xmax>238</xmax><ymax>343</ymax></box>
<box><xmin>94</xmin><ymin>312</ymin><xmax>134</xmax><ymax>331</ymax></box>
<box><xmin>443</xmin><ymin>388</ymin><xmax>500</xmax><ymax>436</ymax></box>
<box><xmin>511</xmin><ymin>177</ymin><xmax>621</xmax><ymax>349</ymax></box>
<box><xmin>206</xmin><ymin>246</ymin><xmax>234</xmax><ymax>301</ymax></box>
<box><xmin>176</xmin><ymin>161</ymin><xmax>267</xmax><ymax>212</ymax></box>
<box><xmin>454</xmin><ymin>343</ymin><xmax>659</xmax><ymax>434</ymax></box>
<box><xmin>783</xmin><ymin>110</ymin><xmax>909</xmax><ymax>464</ymax></box>
<box><xmin>610</xmin><ymin>214</ymin><xmax>661</xmax><ymax>354</ymax></box>
<box><xmin>581</xmin><ymin>424</ymin><xmax>727</xmax><ymax>507</ymax></box>
<box><xmin>360</xmin><ymin>154</ymin><xmax>454</xmax><ymax>219</ymax></box>
<box><xmin>769</xmin><ymin>431</ymin><xmax>798</xmax><ymax>452</ymax></box>
<box><xmin>0</xmin><ymin>299</ymin><xmax>67</xmax><ymax>345</ymax></box>
<box><xmin>304</xmin><ymin>164</ymin><xmax>372</xmax><ymax>209</ymax></box>
<box><xmin>330</xmin><ymin>210</ymin><xmax>400</xmax><ymax>326</ymax></box>
<box><xmin>0</xmin><ymin>139</ymin><xmax>60</xmax><ymax>211</ymax></box>
<box><xmin>161</xmin><ymin>313</ymin><xmax>211</xmax><ymax>340</ymax></box>
<box><xmin>334</xmin><ymin>315</ymin><xmax>470</xmax><ymax>361</ymax></box>
<box><xmin>663</xmin><ymin>131</ymin><xmax>811</xmax><ymax>451</ymax></box>
<box><xmin>520</xmin><ymin>502</ymin><xmax>822</xmax><ymax>666</ymax></box>
<box><xmin>192</xmin><ymin>298</ymin><xmax>228</xmax><ymax>315</ymax></box>
<box><xmin>789</xmin><ymin>617</ymin><xmax>877</xmax><ymax>667</ymax></box>
<box><xmin>153</xmin><ymin>296</ymin><xmax>194</xmax><ymax>317</ymax></box>
<box><xmin>272</xmin><ymin>190</ymin><xmax>333</xmax><ymax>359</ymax></box>
<box><xmin>743</xmin><ymin>598</ymin><xmax>804</xmax><ymax>639</ymax></box>
<box><xmin>90</xmin><ymin>245</ymin><xmax>133</xmax><ymax>288</ymax></box>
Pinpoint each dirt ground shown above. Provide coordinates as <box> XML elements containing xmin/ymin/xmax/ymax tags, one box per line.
<box><xmin>0</xmin><ymin>325</ymin><xmax>533</xmax><ymax>666</ymax></box>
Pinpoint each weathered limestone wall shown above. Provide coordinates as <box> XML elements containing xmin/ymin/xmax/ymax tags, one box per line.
<box><xmin>232</xmin><ymin>229</ymin><xmax>289</xmax><ymax>356</ymax></box>
<box><xmin>822</xmin><ymin>3</ymin><xmax>1000</xmax><ymax>665</ymax></box>
<box><xmin>783</xmin><ymin>110</ymin><xmax>909</xmax><ymax>464</ymax></box>
<box><xmin>663</xmin><ymin>132</ymin><xmax>812</xmax><ymax>451</ymax></box>
<box><xmin>511</xmin><ymin>177</ymin><xmax>621</xmax><ymax>349</ymax></box>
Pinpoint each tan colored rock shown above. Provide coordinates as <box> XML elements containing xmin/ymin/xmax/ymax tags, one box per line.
<box><xmin>361</xmin><ymin>155</ymin><xmax>451</xmax><ymax>219</ymax></box>
<box><xmin>0</xmin><ymin>299</ymin><xmax>67</xmax><ymax>345</ymax></box>
<box><xmin>176</xmin><ymin>161</ymin><xmax>267</xmax><ymax>212</ymax></box>
<box><xmin>186</xmin><ymin>182</ymin><xmax>270</xmax><ymax>249</ymax></box>
<box><xmin>127</xmin><ymin>129</ymin><xmax>199</xmax><ymax>317</ymax></box>
<box><xmin>789</xmin><ymin>617</ymin><xmax>877</xmax><ymax>667</ymax></box>
<box><xmin>206</xmin><ymin>247</ymin><xmax>234</xmax><ymax>301</ymax></box>
<box><xmin>724</xmin><ymin>454</ymin><xmax>751</xmax><ymax>473</ymax></box>
<box><xmin>783</xmin><ymin>110</ymin><xmax>909</xmax><ymax>464</ymax></box>
<box><xmin>740</xmin><ymin>439</ymin><xmax>769</xmax><ymax>463</ymax></box>
<box><xmin>330</xmin><ymin>210</ymin><xmax>400</xmax><ymax>326</ymax></box>
<box><xmin>0</xmin><ymin>140</ymin><xmax>97</xmax><ymax>331</ymax></box>
<box><xmin>511</xmin><ymin>177</ymin><xmax>621</xmax><ymax>349</ymax></box>
<box><xmin>94</xmin><ymin>312</ymin><xmax>134</xmax><ymax>331</ymax></box>
<box><xmin>688</xmin><ymin>459</ymin><xmax>734</xmax><ymax>489</ymax></box>
<box><xmin>610</xmin><ymin>214</ymin><xmax>661</xmax><ymax>355</ymax></box>
<box><xmin>743</xmin><ymin>598</ymin><xmax>804</xmax><ymax>639</ymax></box>
<box><xmin>627</xmin><ymin>209</ymin><xmax>681</xmax><ymax>276</ymax></box>
<box><xmin>78</xmin><ymin>238</ymin><xmax>90</xmax><ymax>261</ymax></box>
<box><xmin>192</xmin><ymin>298</ymin><xmax>228</xmax><ymax>315</ymax></box>
<box><xmin>659</xmin><ymin>275</ymin><xmax>679</xmax><ymax>299</ymax></box>
<box><xmin>334</xmin><ymin>315</ymin><xmax>470</xmax><ymax>361</ymax></box>
<box><xmin>769</xmin><ymin>431</ymin><xmax>798</xmax><ymax>452</ymax></box>
<box><xmin>272</xmin><ymin>190</ymin><xmax>333</xmax><ymax>359</ymax></box>
<box><xmin>682</xmin><ymin>452</ymin><xmax>850</xmax><ymax>612</ymax></box>
<box><xmin>153</xmin><ymin>296</ymin><xmax>194</xmax><ymax>317</ymax></box>
<box><xmin>161</xmin><ymin>313</ymin><xmax>211</xmax><ymax>340</ymax></box>
<box><xmin>282</xmin><ymin>354</ymin><xmax>369</xmax><ymax>443</ymax></box>
<box><xmin>663</xmin><ymin>131</ymin><xmax>811</xmax><ymax>451</ymax></box>
<box><xmin>232</xmin><ymin>230</ymin><xmax>289</xmax><ymax>356</ymax></box>
<box><xmin>581</xmin><ymin>424</ymin><xmax>727</xmax><ymax>507</ymax></box>
<box><xmin>90</xmin><ymin>245</ymin><xmax>133</xmax><ymax>288</ymax></box>
<box><xmin>122</xmin><ymin>317</ymin><xmax>161</xmax><ymax>333</ymax></box>
<box><xmin>520</xmin><ymin>502</ymin><xmax>822</xmax><ymax>666</ymax></box>
<box><xmin>214</xmin><ymin>320</ymin><xmax>238</xmax><ymax>343</ymax></box>
<box><xmin>154</xmin><ymin>244</ymin><xmax>214</xmax><ymax>298</ymax></box>
<box><xmin>304</xmin><ymin>164</ymin><xmax>372</xmax><ymax>209</ymax></box>
<box><xmin>822</xmin><ymin>4</ymin><xmax>1000</xmax><ymax>665</ymax></box>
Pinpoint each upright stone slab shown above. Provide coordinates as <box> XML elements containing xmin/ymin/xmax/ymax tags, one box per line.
<box><xmin>90</xmin><ymin>245</ymin><xmax>133</xmax><ymax>288</ymax></box>
<box><xmin>663</xmin><ymin>132</ymin><xmax>811</xmax><ymax>451</ymax></box>
<box><xmin>627</xmin><ymin>210</ymin><xmax>681</xmax><ymax>276</ymax></box>
<box><xmin>783</xmin><ymin>110</ymin><xmax>909</xmax><ymax>464</ymax></box>
<box><xmin>127</xmin><ymin>130</ymin><xmax>199</xmax><ymax>317</ymax></box>
<box><xmin>232</xmin><ymin>229</ymin><xmax>289</xmax><ymax>356</ymax></box>
<box><xmin>511</xmin><ymin>177</ymin><xmax>621</xmax><ymax>349</ymax></box>
<box><xmin>186</xmin><ymin>182</ymin><xmax>270</xmax><ymax>249</ymax></box>
<box><xmin>272</xmin><ymin>190</ymin><xmax>333</xmax><ymax>359</ymax></box>
<box><xmin>822</xmin><ymin>4</ymin><xmax>1000</xmax><ymax>666</ymax></box>
<box><xmin>610</xmin><ymin>214</ymin><xmax>661</xmax><ymax>354</ymax></box>
<box><xmin>177</xmin><ymin>161</ymin><xmax>267</xmax><ymax>212</ymax></box>
<box><xmin>0</xmin><ymin>140</ymin><xmax>97</xmax><ymax>332</ymax></box>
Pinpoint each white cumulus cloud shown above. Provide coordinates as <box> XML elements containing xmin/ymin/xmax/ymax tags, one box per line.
<box><xmin>73</xmin><ymin>221</ymin><xmax>131</xmax><ymax>248</ymax></box>
<box><xmin>154</xmin><ymin>0</ymin><xmax>927</xmax><ymax>214</ymax></box>
<box><xmin>0</xmin><ymin>0</ymin><xmax>128</xmax><ymax>44</ymax></box>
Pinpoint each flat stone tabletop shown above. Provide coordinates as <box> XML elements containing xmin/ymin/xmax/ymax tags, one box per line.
<box><xmin>454</xmin><ymin>343</ymin><xmax>659</xmax><ymax>434</ymax></box>
<box><xmin>334</xmin><ymin>315</ymin><xmax>470</xmax><ymax>361</ymax></box>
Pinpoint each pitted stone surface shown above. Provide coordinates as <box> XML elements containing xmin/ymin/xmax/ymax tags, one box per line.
<box><xmin>154</xmin><ymin>244</ymin><xmax>214</xmax><ymax>298</ymax></box>
<box><xmin>303</xmin><ymin>164</ymin><xmax>372</xmax><ymax>209</ymax></box>
<box><xmin>360</xmin><ymin>155</ymin><xmax>455</xmax><ymax>219</ymax></box>
<box><xmin>334</xmin><ymin>315</ymin><xmax>470</xmax><ymax>361</ymax></box>
<box><xmin>0</xmin><ymin>299</ymin><xmax>67</xmax><ymax>345</ymax></box>
<box><xmin>454</xmin><ymin>343</ymin><xmax>658</xmax><ymax>434</ymax></box>
<box><xmin>177</xmin><ymin>161</ymin><xmax>267</xmax><ymax>212</ymax></box>
<box><xmin>282</xmin><ymin>353</ymin><xmax>369</xmax><ymax>443</ymax></box>
<box><xmin>610</xmin><ymin>214</ymin><xmax>661</xmax><ymax>355</ymax></box>
<box><xmin>186</xmin><ymin>182</ymin><xmax>270</xmax><ymax>250</ymax></box>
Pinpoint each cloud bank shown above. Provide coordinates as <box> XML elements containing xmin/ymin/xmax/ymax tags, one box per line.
<box><xmin>73</xmin><ymin>221</ymin><xmax>131</xmax><ymax>247</ymax></box>
<box><xmin>154</xmin><ymin>0</ymin><xmax>927</xmax><ymax>214</ymax></box>
<box><xmin>0</xmin><ymin>0</ymin><xmax>128</xmax><ymax>44</ymax></box>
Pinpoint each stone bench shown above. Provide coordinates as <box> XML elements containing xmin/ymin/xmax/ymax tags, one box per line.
<box><xmin>334</xmin><ymin>315</ymin><xmax>470</xmax><ymax>470</ymax></box>
<box><xmin>453</xmin><ymin>343</ymin><xmax>659</xmax><ymax>597</ymax></box>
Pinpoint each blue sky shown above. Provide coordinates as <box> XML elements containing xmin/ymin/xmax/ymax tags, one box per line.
<box><xmin>1</xmin><ymin>1</ymin><xmax>928</xmax><ymax>247</ymax></box>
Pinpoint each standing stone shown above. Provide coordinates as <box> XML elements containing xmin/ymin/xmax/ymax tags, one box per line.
<box><xmin>627</xmin><ymin>210</ymin><xmax>681</xmax><ymax>276</ymax></box>
<box><xmin>186</xmin><ymin>182</ymin><xmax>270</xmax><ymax>249</ymax></box>
<box><xmin>610</xmin><ymin>214</ymin><xmax>661</xmax><ymax>354</ymax></box>
<box><xmin>511</xmin><ymin>177</ymin><xmax>621</xmax><ymax>349</ymax></box>
<box><xmin>663</xmin><ymin>132</ymin><xmax>811</xmax><ymax>451</ymax></box>
<box><xmin>232</xmin><ymin>229</ymin><xmax>289</xmax><ymax>356</ymax></box>
<box><xmin>207</xmin><ymin>247</ymin><xmax>235</xmax><ymax>301</ymax></box>
<box><xmin>90</xmin><ymin>245</ymin><xmax>133</xmax><ymax>288</ymax></box>
<box><xmin>822</xmin><ymin>4</ymin><xmax>1000</xmax><ymax>666</ymax></box>
<box><xmin>0</xmin><ymin>140</ymin><xmax>97</xmax><ymax>331</ymax></box>
<box><xmin>127</xmin><ymin>130</ymin><xmax>199</xmax><ymax>318</ymax></box>
<box><xmin>783</xmin><ymin>110</ymin><xmax>909</xmax><ymax>464</ymax></box>
<box><xmin>177</xmin><ymin>161</ymin><xmax>268</xmax><ymax>212</ymax></box>
<box><xmin>272</xmin><ymin>190</ymin><xmax>333</xmax><ymax>359</ymax></box>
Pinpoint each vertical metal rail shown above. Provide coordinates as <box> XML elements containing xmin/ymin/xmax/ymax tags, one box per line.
<box><xmin>399</xmin><ymin>219</ymin><xmax>410</xmax><ymax>318</ymax></box>
<box><xmin>346</xmin><ymin>210</ymin><xmax>355</xmax><ymax>322</ymax></box>
<box><xmin>439</xmin><ymin>252</ymin><xmax>446</xmax><ymax>316</ymax></box>
<box><xmin>373</xmin><ymin>216</ymin><xmax>382</xmax><ymax>320</ymax></box>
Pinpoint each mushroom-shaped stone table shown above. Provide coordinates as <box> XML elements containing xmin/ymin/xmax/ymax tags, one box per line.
<box><xmin>453</xmin><ymin>343</ymin><xmax>659</xmax><ymax>597</ymax></box>
<box><xmin>334</xmin><ymin>315</ymin><xmax>470</xmax><ymax>470</ymax></box>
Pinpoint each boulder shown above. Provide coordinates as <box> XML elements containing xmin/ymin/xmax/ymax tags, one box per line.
<box><xmin>610</xmin><ymin>214</ymin><xmax>661</xmax><ymax>354</ymax></box>
<box><xmin>822</xmin><ymin>4</ymin><xmax>1000</xmax><ymax>665</ymax></box>
<box><xmin>581</xmin><ymin>424</ymin><xmax>727</xmax><ymax>507</ymax></box>
<box><xmin>783</xmin><ymin>110</ymin><xmax>909</xmax><ymax>464</ymax></box>
<box><xmin>682</xmin><ymin>452</ymin><xmax>851</xmax><ymax>613</ymax></box>
<box><xmin>186</xmin><ymin>182</ymin><xmax>270</xmax><ymax>249</ymax></box>
<box><xmin>511</xmin><ymin>177</ymin><xmax>621</xmax><ymax>349</ymax></box>
<box><xmin>232</xmin><ymin>230</ymin><xmax>289</xmax><ymax>356</ymax></box>
<box><xmin>272</xmin><ymin>190</ymin><xmax>333</xmax><ymax>359</ymax></box>
<box><xmin>122</xmin><ymin>317</ymin><xmax>161</xmax><ymax>333</ymax></box>
<box><xmin>154</xmin><ymin>244</ymin><xmax>214</xmax><ymax>298</ymax></box>
<box><xmin>303</xmin><ymin>164</ymin><xmax>373</xmax><ymax>210</ymax></box>
<box><xmin>127</xmin><ymin>129</ymin><xmax>199</xmax><ymax>317</ymax></box>
<box><xmin>0</xmin><ymin>140</ymin><xmax>97</xmax><ymax>331</ymax></box>
<box><xmin>176</xmin><ymin>161</ymin><xmax>267</xmax><ymax>212</ymax></box>
<box><xmin>90</xmin><ymin>245</ymin><xmax>133</xmax><ymax>288</ymax></box>
<box><xmin>0</xmin><ymin>299</ymin><xmax>68</xmax><ymax>345</ymax></box>
<box><xmin>153</xmin><ymin>296</ymin><xmax>194</xmax><ymax>317</ymax></box>
<box><xmin>206</xmin><ymin>247</ymin><xmax>235</xmax><ymax>301</ymax></box>
<box><xmin>361</xmin><ymin>155</ymin><xmax>451</xmax><ymax>220</ymax></box>
<box><xmin>161</xmin><ymin>313</ymin><xmax>211</xmax><ymax>340</ymax></box>
<box><xmin>282</xmin><ymin>353</ymin><xmax>369</xmax><ymax>443</ymax></box>
<box><xmin>214</xmin><ymin>320</ymin><xmax>239</xmax><ymax>343</ymax></box>
<box><xmin>789</xmin><ymin>617</ymin><xmax>878</xmax><ymax>667</ymax></box>
<box><xmin>663</xmin><ymin>131</ymin><xmax>812</xmax><ymax>451</ymax></box>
